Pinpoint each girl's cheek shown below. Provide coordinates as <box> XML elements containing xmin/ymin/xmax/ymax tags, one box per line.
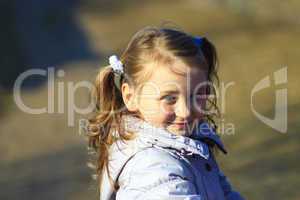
<box><xmin>160</xmin><ymin>104</ymin><xmax>176</xmax><ymax>125</ymax></box>
<box><xmin>160</xmin><ymin>103</ymin><xmax>175</xmax><ymax>115</ymax></box>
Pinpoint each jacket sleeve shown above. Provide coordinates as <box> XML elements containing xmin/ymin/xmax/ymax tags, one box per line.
<box><xmin>218</xmin><ymin>170</ymin><xmax>245</xmax><ymax>200</ymax></box>
<box><xmin>116</xmin><ymin>148</ymin><xmax>203</xmax><ymax>200</ymax></box>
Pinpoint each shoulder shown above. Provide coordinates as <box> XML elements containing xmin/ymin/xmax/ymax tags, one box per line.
<box><xmin>118</xmin><ymin>146</ymin><xmax>195</xmax><ymax>187</ymax></box>
<box><xmin>134</xmin><ymin>147</ymin><xmax>191</xmax><ymax>171</ymax></box>
<box><xmin>115</xmin><ymin>147</ymin><xmax>200</xmax><ymax>199</ymax></box>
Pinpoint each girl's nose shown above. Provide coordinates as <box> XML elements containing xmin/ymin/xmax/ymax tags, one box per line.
<box><xmin>175</xmin><ymin>97</ymin><xmax>191</xmax><ymax>119</ymax></box>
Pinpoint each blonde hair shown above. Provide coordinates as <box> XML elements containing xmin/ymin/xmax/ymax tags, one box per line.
<box><xmin>86</xmin><ymin>25</ymin><xmax>220</xmax><ymax>197</ymax></box>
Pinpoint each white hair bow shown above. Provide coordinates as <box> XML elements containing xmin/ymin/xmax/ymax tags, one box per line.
<box><xmin>109</xmin><ymin>55</ymin><xmax>124</xmax><ymax>74</ymax></box>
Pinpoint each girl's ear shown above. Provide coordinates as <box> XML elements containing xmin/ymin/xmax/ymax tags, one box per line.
<box><xmin>121</xmin><ymin>83</ymin><xmax>138</xmax><ymax>112</ymax></box>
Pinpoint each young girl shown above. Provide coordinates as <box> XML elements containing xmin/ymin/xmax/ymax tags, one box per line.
<box><xmin>85</xmin><ymin>26</ymin><xmax>245</xmax><ymax>200</ymax></box>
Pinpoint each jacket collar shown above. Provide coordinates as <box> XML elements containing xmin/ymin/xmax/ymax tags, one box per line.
<box><xmin>122</xmin><ymin>115</ymin><xmax>227</xmax><ymax>156</ymax></box>
<box><xmin>122</xmin><ymin>115</ymin><xmax>212</xmax><ymax>159</ymax></box>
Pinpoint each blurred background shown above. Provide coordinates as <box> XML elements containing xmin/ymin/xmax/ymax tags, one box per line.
<box><xmin>0</xmin><ymin>0</ymin><xmax>299</xmax><ymax>199</ymax></box>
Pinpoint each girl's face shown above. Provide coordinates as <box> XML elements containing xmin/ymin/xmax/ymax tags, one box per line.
<box><xmin>130</xmin><ymin>59</ymin><xmax>208</xmax><ymax>136</ymax></box>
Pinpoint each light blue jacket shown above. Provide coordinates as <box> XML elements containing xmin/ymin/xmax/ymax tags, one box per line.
<box><xmin>100</xmin><ymin>116</ymin><xmax>245</xmax><ymax>200</ymax></box>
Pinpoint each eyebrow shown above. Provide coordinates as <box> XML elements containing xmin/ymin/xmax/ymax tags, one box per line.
<box><xmin>159</xmin><ymin>89</ymin><xmax>180</xmax><ymax>96</ymax></box>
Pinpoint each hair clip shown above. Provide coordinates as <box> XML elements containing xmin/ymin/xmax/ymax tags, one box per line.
<box><xmin>193</xmin><ymin>36</ymin><xmax>204</xmax><ymax>47</ymax></box>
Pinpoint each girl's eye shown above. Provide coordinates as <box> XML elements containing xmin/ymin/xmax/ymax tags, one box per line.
<box><xmin>161</xmin><ymin>95</ymin><xmax>177</xmax><ymax>104</ymax></box>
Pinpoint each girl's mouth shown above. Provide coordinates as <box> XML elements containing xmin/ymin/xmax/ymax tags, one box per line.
<box><xmin>172</xmin><ymin>122</ymin><xmax>189</xmax><ymax>129</ymax></box>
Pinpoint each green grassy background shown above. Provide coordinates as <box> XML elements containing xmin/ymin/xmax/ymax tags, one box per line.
<box><xmin>0</xmin><ymin>1</ymin><xmax>299</xmax><ymax>199</ymax></box>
